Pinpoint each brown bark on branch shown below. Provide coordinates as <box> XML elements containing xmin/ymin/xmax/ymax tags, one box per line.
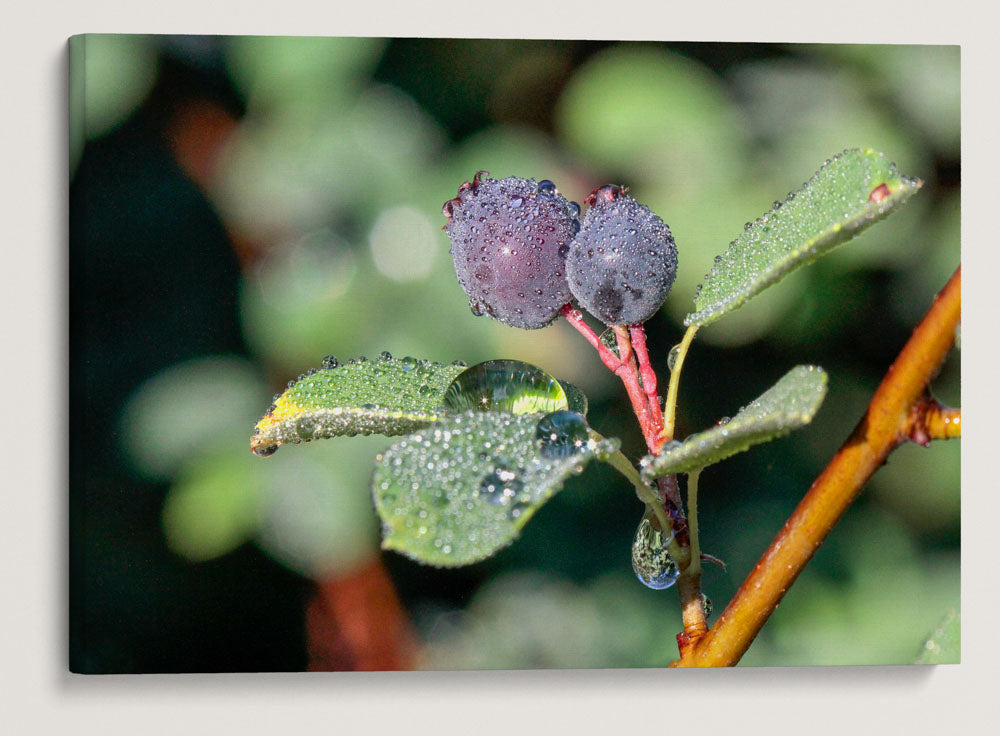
<box><xmin>674</xmin><ymin>265</ymin><xmax>961</xmax><ymax>667</ymax></box>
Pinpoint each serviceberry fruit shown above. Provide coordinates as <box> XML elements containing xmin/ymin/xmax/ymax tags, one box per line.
<box><xmin>443</xmin><ymin>171</ymin><xmax>581</xmax><ymax>330</ymax></box>
<box><xmin>566</xmin><ymin>185</ymin><xmax>677</xmax><ymax>325</ymax></box>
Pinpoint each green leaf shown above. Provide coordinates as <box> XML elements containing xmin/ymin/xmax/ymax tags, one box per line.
<box><xmin>373</xmin><ymin>411</ymin><xmax>619</xmax><ymax>567</ymax></box>
<box><xmin>560</xmin><ymin>380</ymin><xmax>589</xmax><ymax>416</ymax></box>
<box><xmin>915</xmin><ymin>609</ymin><xmax>960</xmax><ymax>664</ymax></box>
<box><xmin>685</xmin><ymin>149</ymin><xmax>922</xmax><ymax>328</ymax></box>
<box><xmin>251</xmin><ymin>354</ymin><xmax>467</xmax><ymax>456</ymax></box>
<box><xmin>642</xmin><ymin>365</ymin><xmax>828</xmax><ymax>479</ymax></box>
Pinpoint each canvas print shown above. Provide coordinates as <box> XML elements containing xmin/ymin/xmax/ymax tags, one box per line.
<box><xmin>69</xmin><ymin>35</ymin><xmax>960</xmax><ymax>672</ymax></box>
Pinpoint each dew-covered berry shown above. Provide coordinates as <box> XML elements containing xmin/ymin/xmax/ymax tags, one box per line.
<box><xmin>566</xmin><ymin>185</ymin><xmax>678</xmax><ymax>325</ymax></box>
<box><xmin>443</xmin><ymin>171</ymin><xmax>580</xmax><ymax>329</ymax></box>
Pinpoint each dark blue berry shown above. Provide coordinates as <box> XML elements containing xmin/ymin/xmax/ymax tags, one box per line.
<box><xmin>443</xmin><ymin>172</ymin><xmax>580</xmax><ymax>330</ymax></box>
<box><xmin>566</xmin><ymin>185</ymin><xmax>677</xmax><ymax>325</ymax></box>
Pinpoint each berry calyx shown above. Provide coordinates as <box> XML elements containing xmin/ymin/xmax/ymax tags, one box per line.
<box><xmin>566</xmin><ymin>185</ymin><xmax>677</xmax><ymax>325</ymax></box>
<box><xmin>443</xmin><ymin>173</ymin><xmax>580</xmax><ymax>330</ymax></box>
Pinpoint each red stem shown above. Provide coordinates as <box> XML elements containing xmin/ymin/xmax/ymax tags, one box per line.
<box><xmin>629</xmin><ymin>324</ymin><xmax>665</xmax><ymax>442</ymax></box>
<box><xmin>560</xmin><ymin>305</ymin><xmax>662</xmax><ymax>452</ymax></box>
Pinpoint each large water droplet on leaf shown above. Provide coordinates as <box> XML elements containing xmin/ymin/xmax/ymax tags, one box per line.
<box><xmin>442</xmin><ymin>360</ymin><xmax>569</xmax><ymax>415</ymax></box>
<box><xmin>631</xmin><ymin>511</ymin><xmax>679</xmax><ymax>590</ymax></box>
<box><xmin>535</xmin><ymin>411</ymin><xmax>589</xmax><ymax>458</ymax></box>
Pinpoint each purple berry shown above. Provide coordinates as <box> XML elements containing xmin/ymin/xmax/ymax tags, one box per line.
<box><xmin>566</xmin><ymin>185</ymin><xmax>677</xmax><ymax>325</ymax></box>
<box><xmin>443</xmin><ymin>172</ymin><xmax>580</xmax><ymax>330</ymax></box>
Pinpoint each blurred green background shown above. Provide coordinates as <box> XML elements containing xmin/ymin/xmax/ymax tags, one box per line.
<box><xmin>69</xmin><ymin>35</ymin><xmax>960</xmax><ymax>672</ymax></box>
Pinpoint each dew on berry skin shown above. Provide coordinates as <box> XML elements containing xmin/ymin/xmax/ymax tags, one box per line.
<box><xmin>321</xmin><ymin>354</ymin><xmax>339</xmax><ymax>370</ymax></box>
<box><xmin>445</xmin><ymin>175</ymin><xmax>577</xmax><ymax>329</ymax></box>
<box><xmin>567</xmin><ymin>201</ymin><xmax>581</xmax><ymax>219</ymax></box>
<box><xmin>378</xmin><ymin>351</ymin><xmax>393</xmax><ymax>361</ymax></box>
<box><xmin>565</xmin><ymin>188</ymin><xmax>677</xmax><ymax>323</ymax></box>
<box><xmin>537</xmin><ymin>180</ymin><xmax>557</xmax><ymax>198</ymax></box>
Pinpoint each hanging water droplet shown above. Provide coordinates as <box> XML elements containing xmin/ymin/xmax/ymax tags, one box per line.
<box><xmin>442</xmin><ymin>360</ymin><xmax>569</xmax><ymax>415</ymax></box>
<box><xmin>470</xmin><ymin>300</ymin><xmax>485</xmax><ymax>317</ymax></box>
<box><xmin>667</xmin><ymin>344</ymin><xmax>682</xmax><ymax>371</ymax></box>
<box><xmin>631</xmin><ymin>511</ymin><xmax>679</xmax><ymax>590</ymax></box>
<box><xmin>478</xmin><ymin>464</ymin><xmax>524</xmax><ymax>506</ymax></box>
<box><xmin>535</xmin><ymin>411</ymin><xmax>589</xmax><ymax>458</ymax></box>
<box><xmin>321</xmin><ymin>354</ymin><xmax>339</xmax><ymax>370</ymax></box>
<box><xmin>253</xmin><ymin>443</ymin><xmax>278</xmax><ymax>458</ymax></box>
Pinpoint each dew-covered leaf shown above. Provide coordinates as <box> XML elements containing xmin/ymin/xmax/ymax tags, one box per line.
<box><xmin>251</xmin><ymin>354</ymin><xmax>467</xmax><ymax>456</ymax></box>
<box><xmin>373</xmin><ymin>411</ymin><xmax>619</xmax><ymax>567</ymax></box>
<box><xmin>915</xmin><ymin>608</ymin><xmax>960</xmax><ymax>664</ymax></box>
<box><xmin>642</xmin><ymin>365</ymin><xmax>827</xmax><ymax>479</ymax></box>
<box><xmin>685</xmin><ymin>149</ymin><xmax>922</xmax><ymax>327</ymax></box>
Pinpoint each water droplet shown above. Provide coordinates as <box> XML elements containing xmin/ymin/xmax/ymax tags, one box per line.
<box><xmin>535</xmin><ymin>411</ymin><xmax>589</xmax><ymax>458</ymax></box>
<box><xmin>567</xmin><ymin>201</ymin><xmax>581</xmax><ymax>219</ymax></box>
<box><xmin>253</xmin><ymin>443</ymin><xmax>278</xmax><ymax>458</ymax></box>
<box><xmin>450</xmin><ymin>359</ymin><xmax>468</xmax><ymax>367</ymax></box>
<box><xmin>701</xmin><ymin>593</ymin><xmax>713</xmax><ymax>618</ymax></box>
<box><xmin>510</xmin><ymin>195</ymin><xmax>523</xmax><ymax>208</ymax></box>
<box><xmin>378</xmin><ymin>350</ymin><xmax>393</xmax><ymax>361</ymax></box>
<box><xmin>631</xmin><ymin>511</ymin><xmax>679</xmax><ymax>590</ymax></box>
<box><xmin>321</xmin><ymin>355</ymin><xmax>339</xmax><ymax>370</ymax></box>
<box><xmin>442</xmin><ymin>359</ymin><xmax>569</xmax><ymax>415</ymax></box>
<box><xmin>537</xmin><ymin>180</ymin><xmax>557</xmax><ymax>198</ymax></box>
<box><xmin>716</xmin><ymin>416</ymin><xmax>731</xmax><ymax>425</ymax></box>
<box><xmin>470</xmin><ymin>301</ymin><xmax>485</xmax><ymax>317</ymax></box>
<box><xmin>479</xmin><ymin>464</ymin><xmax>524</xmax><ymax>506</ymax></box>
<box><xmin>667</xmin><ymin>344</ymin><xmax>682</xmax><ymax>371</ymax></box>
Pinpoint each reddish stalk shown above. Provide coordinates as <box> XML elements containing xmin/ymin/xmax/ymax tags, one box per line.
<box><xmin>629</xmin><ymin>324</ymin><xmax>665</xmax><ymax>441</ymax></box>
<box><xmin>560</xmin><ymin>305</ymin><xmax>660</xmax><ymax>451</ymax></box>
<box><xmin>561</xmin><ymin>304</ymin><xmax>705</xmax><ymax>657</ymax></box>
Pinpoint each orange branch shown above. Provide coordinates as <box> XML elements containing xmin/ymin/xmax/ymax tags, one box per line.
<box><xmin>906</xmin><ymin>396</ymin><xmax>961</xmax><ymax>445</ymax></box>
<box><xmin>675</xmin><ymin>265</ymin><xmax>961</xmax><ymax>667</ymax></box>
